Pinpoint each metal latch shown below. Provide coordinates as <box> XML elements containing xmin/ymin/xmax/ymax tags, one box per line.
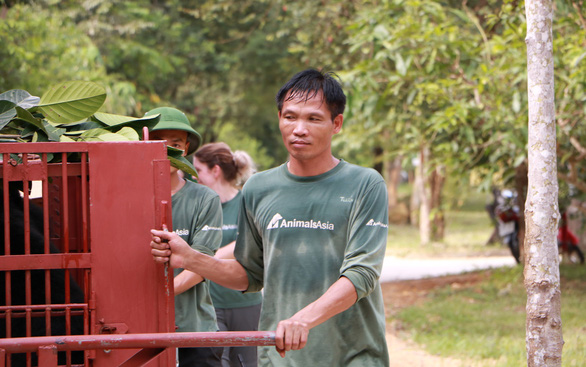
<box><xmin>98</xmin><ymin>319</ymin><xmax>129</xmax><ymax>334</ymax></box>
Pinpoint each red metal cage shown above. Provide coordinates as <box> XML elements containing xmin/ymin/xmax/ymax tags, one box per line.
<box><xmin>0</xmin><ymin>141</ymin><xmax>174</xmax><ymax>366</ymax></box>
<box><xmin>0</xmin><ymin>141</ymin><xmax>274</xmax><ymax>367</ymax></box>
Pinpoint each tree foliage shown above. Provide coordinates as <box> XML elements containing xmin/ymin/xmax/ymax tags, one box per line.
<box><xmin>1</xmin><ymin>0</ymin><xmax>585</xmax><ymax>202</ymax></box>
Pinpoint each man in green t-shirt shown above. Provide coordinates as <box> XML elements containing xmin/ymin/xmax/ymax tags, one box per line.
<box><xmin>146</xmin><ymin>107</ymin><xmax>223</xmax><ymax>367</ymax></box>
<box><xmin>151</xmin><ymin>70</ymin><xmax>389</xmax><ymax>367</ymax></box>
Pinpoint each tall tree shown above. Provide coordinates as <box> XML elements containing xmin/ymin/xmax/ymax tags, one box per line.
<box><xmin>524</xmin><ymin>1</ymin><xmax>563</xmax><ymax>366</ymax></box>
<box><xmin>344</xmin><ymin>0</ymin><xmax>487</xmax><ymax>243</ymax></box>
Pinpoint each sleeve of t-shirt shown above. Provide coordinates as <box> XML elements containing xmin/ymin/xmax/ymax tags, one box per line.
<box><xmin>340</xmin><ymin>178</ymin><xmax>388</xmax><ymax>301</ymax></box>
<box><xmin>234</xmin><ymin>191</ymin><xmax>264</xmax><ymax>293</ymax></box>
<box><xmin>189</xmin><ymin>195</ymin><xmax>223</xmax><ymax>256</ymax></box>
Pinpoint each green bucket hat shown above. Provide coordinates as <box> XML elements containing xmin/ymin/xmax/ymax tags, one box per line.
<box><xmin>144</xmin><ymin>107</ymin><xmax>202</xmax><ymax>155</ymax></box>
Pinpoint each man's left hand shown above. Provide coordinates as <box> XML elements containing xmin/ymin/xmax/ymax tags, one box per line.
<box><xmin>275</xmin><ymin>317</ymin><xmax>309</xmax><ymax>358</ymax></box>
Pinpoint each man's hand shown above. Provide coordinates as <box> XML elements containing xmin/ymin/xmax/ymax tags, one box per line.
<box><xmin>275</xmin><ymin>317</ymin><xmax>310</xmax><ymax>358</ymax></box>
<box><xmin>150</xmin><ymin>229</ymin><xmax>193</xmax><ymax>269</ymax></box>
<box><xmin>273</xmin><ymin>276</ymin><xmax>358</xmax><ymax>358</ymax></box>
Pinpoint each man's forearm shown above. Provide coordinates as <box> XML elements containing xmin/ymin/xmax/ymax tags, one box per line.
<box><xmin>173</xmin><ymin>269</ymin><xmax>204</xmax><ymax>295</ymax></box>
<box><xmin>290</xmin><ymin>276</ymin><xmax>357</xmax><ymax>328</ymax></box>
<box><xmin>151</xmin><ymin>229</ymin><xmax>249</xmax><ymax>291</ymax></box>
<box><xmin>214</xmin><ymin>241</ymin><xmax>236</xmax><ymax>260</ymax></box>
<box><xmin>184</xmin><ymin>250</ymin><xmax>249</xmax><ymax>291</ymax></box>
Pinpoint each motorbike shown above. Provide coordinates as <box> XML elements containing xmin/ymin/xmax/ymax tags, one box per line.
<box><xmin>494</xmin><ymin>189</ymin><xmax>521</xmax><ymax>264</ymax></box>
<box><xmin>557</xmin><ymin>211</ymin><xmax>585</xmax><ymax>264</ymax></box>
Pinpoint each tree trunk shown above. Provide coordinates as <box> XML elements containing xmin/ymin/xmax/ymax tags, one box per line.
<box><xmin>385</xmin><ymin>155</ymin><xmax>409</xmax><ymax>225</ymax></box>
<box><xmin>524</xmin><ymin>1</ymin><xmax>563</xmax><ymax>366</ymax></box>
<box><xmin>373</xmin><ymin>145</ymin><xmax>384</xmax><ymax>175</ymax></box>
<box><xmin>417</xmin><ymin>147</ymin><xmax>430</xmax><ymax>245</ymax></box>
<box><xmin>409</xmin><ymin>168</ymin><xmax>418</xmax><ymax>226</ymax></box>
<box><xmin>516</xmin><ymin>161</ymin><xmax>529</xmax><ymax>261</ymax></box>
<box><xmin>385</xmin><ymin>155</ymin><xmax>402</xmax><ymax>208</ymax></box>
<box><xmin>430</xmin><ymin>165</ymin><xmax>445</xmax><ymax>241</ymax></box>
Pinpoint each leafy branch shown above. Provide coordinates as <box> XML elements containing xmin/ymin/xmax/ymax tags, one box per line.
<box><xmin>0</xmin><ymin>81</ymin><xmax>197</xmax><ymax>177</ymax></box>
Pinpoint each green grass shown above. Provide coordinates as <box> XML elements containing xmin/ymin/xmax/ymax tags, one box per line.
<box><xmin>386</xmin><ymin>189</ymin><xmax>585</xmax><ymax>365</ymax></box>
<box><xmin>392</xmin><ymin>265</ymin><xmax>586</xmax><ymax>366</ymax></box>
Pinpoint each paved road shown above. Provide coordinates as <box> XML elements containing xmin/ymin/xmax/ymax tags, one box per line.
<box><xmin>380</xmin><ymin>256</ymin><xmax>517</xmax><ymax>283</ymax></box>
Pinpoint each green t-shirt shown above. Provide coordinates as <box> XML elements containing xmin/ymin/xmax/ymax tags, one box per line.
<box><xmin>172</xmin><ymin>180</ymin><xmax>222</xmax><ymax>333</ymax></box>
<box><xmin>209</xmin><ymin>191</ymin><xmax>263</xmax><ymax>309</ymax></box>
<box><xmin>235</xmin><ymin>161</ymin><xmax>389</xmax><ymax>367</ymax></box>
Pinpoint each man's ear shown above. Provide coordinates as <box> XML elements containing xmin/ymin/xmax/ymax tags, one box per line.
<box><xmin>333</xmin><ymin>114</ymin><xmax>343</xmax><ymax>134</ymax></box>
<box><xmin>183</xmin><ymin>142</ymin><xmax>190</xmax><ymax>157</ymax></box>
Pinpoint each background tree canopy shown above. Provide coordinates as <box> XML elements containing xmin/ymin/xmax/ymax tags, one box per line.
<box><xmin>1</xmin><ymin>0</ymin><xmax>585</xmax><ymax>217</ymax></box>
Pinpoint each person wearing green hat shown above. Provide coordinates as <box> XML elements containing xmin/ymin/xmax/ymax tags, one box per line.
<box><xmin>145</xmin><ymin>107</ymin><xmax>223</xmax><ymax>366</ymax></box>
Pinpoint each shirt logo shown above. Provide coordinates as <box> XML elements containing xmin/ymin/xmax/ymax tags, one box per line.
<box><xmin>366</xmin><ymin>219</ymin><xmax>388</xmax><ymax>228</ymax></box>
<box><xmin>222</xmin><ymin>224</ymin><xmax>238</xmax><ymax>231</ymax></box>
<box><xmin>267</xmin><ymin>214</ymin><xmax>283</xmax><ymax>229</ymax></box>
<box><xmin>175</xmin><ymin>229</ymin><xmax>189</xmax><ymax>236</ymax></box>
<box><xmin>202</xmin><ymin>225</ymin><xmax>222</xmax><ymax>231</ymax></box>
<box><xmin>340</xmin><ymin>196</ymin><xmax>354</xmax><ymax>203</ymax></box>
<box><xmin>267</xmin><ymin>213</ymin><xmax>334</xmax><ymax>231</ymax></box>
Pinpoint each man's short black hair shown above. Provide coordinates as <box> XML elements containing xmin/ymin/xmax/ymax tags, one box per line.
<box><xmin>276</xmin><ymin>69</ymin><xmax>346</xmax><ymax>120</ymax></box>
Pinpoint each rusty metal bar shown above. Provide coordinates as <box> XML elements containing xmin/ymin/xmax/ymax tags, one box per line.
<box><xmin>41</xmin><ymin>154</ymin><xmax>53</xmax><ymax>338</ymax></box>
<box><xmin>0</xmin><ymin>142</ymin><xmax>91</xmax><ymax>154</ymax></box>
<box><xmin>0</xmin><ymin>331</ymin><xmax>276</xmax><ymax>353</ymax></box>
<box><xmin>61</xmin><ymin>152</ymin><xmax>69</xmax><ymax>256</ymax></box>
<box><xmin>0</xmin><ymin>141</ymin><xmax>163</xmax><ymax>154</ymax></box>
<box><xmin>80</xmin><ymin>152</ymin><xmax>90</xmax><ymax>353</ymax></box>
<box><xmin>22</xmin><ymin>154</ymin><xmax>30</xmax><ymax>256</ymax></box>
<box><xmin>42</xmin><ymin>154</ymin><xmax>51</xmax><ymax>335</ymax></box>
<box><xmin>0</xmin><ymin>253</ymin><xmax>92</xmax><ymax>270</ymax></box>
<box><xmin>80</xmin><ymin>152</ymin><xmax>88</xmax><ymax>254</ymax></box>
<box><xmin>2</xmin><ymin>153</ymin><xmax>9</xmax><ymax>256</ymax></box>
<box><xmin>0</xmin><ymin>304</ymin><xmax>87</xmax><ymax>314</ymax></box>
<box><xmin>2</xmin><ymin>154</ymin><xmax>12</xmax><ymax>341</ymax></box>
<box><xmin>0</xmin><ymin>159</ymin><xmax>84</xmax><ymax>182</ymax></box>
<box><xmin>42</xmin><ymin>153</ymin><xmax>50</xmax><ymax>256</ymax></box>
<box><xmin>22</xmin><ymin>156</ymin><xmax>32</xmax><ymax>341</ymax></box>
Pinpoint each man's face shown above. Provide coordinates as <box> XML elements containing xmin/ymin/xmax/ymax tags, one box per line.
<box><xmin>278</xmin><ymin>91</ymin><xmax>343</xmax><ymax>164</ymax></box>
<box><xmin>150</xmin><ymin>129</ymin><xmax>189</xmax><ymax>174</ymax></box>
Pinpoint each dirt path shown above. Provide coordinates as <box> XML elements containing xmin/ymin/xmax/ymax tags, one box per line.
<box><xmin>381</xmin><ymin>273</ymin><xmax>491</xmax><ymax>366</ymax></box>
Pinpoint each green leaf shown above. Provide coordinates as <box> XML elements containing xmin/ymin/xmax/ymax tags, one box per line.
<box><xmin>513</xmin><ymin>154</ymin><xmax>527</xmax><ymax>168</ymax></box>
<box><xmin>95</xmin><ymin>132</ymin><xmax>131</xmax><ymax>142</ymax></box>
<box><xmin>167</xmin><ymin>146</ymin><xmax>198</xmax><ymax>178</ymax></box>
<box><xmin>92</xmin><ymin>112</ymin><xmax>160</xmax><ymax>138</ymax></box>
<box><xmin>60</xmin><ymin>135</ymin><xmax>76</xmax><ymax>142</ymax></box>
<box><xmin>0</xmin><ymin>89</ymin><xmax>40</xmax><ymax>109</ymax></box>
<box><xmin>395</xmin><ymin>53</ymin><xmax>408</xmax><ymax>76</ymax></box>
<box><xmin>373</xmin><ymin>24</ymin><xmax>390</xmax><ymax>40</ymax></box>
<box><xmin>15</xmin><ymin>106</ymin><xmax>45</xmax><ymax>130</ymax></box>
<box><xmin>37</xmin><ymin>81</ymin><xmax>107</xmax><ymax>124</ymax></box>
<box><xmin>80</xmin><ymin>128</ymin><xmax>111</xmax><ymax>140</ymax></box>
<box><xmin>572</xmin><ymin>51</ymin><xmax>586</xmax><ymax>67</ymax></box>
<box><xmin>43</xmin><ymin>121</ymin><xmax>66</xmax><ymax>142</ymax></box>
<box><xmin>0</xmin><ymin>100</ymin><xmax>17</xmax><ymax>129</ymax></box>
<box><xmin>512</xmin><ymin>92</ymin><xmax>521</xmax><ymax>113</ymax></box>
<box><xmin>63</xmin><ymin>120</ymin><xmax>105</xmax><ymax>133</ymax></box>
<box><xmin>62</xmin><ymin>130</ymin><xmax>87</xmax><ymax>136</ymax></box>
<box><xmin>116</xmin><ymin>126</ymin><xmax>139</xmax><ymax>141</ymax></box>
<box><xmin>92</xmin><ymin>112</ymin><xmax>141</xmax><ymax>126</ymax></box>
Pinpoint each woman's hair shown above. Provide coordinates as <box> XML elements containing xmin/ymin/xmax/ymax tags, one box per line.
<box><xmin>194</xmin><ymin>142</ymin><xmax>256</xmax><ymax>187</ymax></box>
